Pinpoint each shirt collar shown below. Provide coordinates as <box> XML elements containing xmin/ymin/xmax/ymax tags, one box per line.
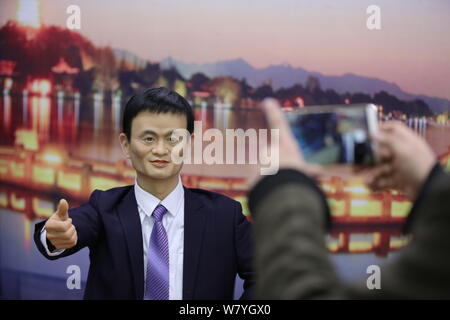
<box><xmin>134</xmin><ymin>176</ymin><xmax>184</xmax><ymax>218</ymax></box>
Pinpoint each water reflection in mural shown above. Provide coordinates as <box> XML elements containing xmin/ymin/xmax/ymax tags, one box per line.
<box><xmin>2</xmin><ymin>91</ymin><xmax>449</xmax><ymax>253</ymax></box>
<box><xmin>1</xmin><ymin>68</ymin><xmax>450</xmax><ymax>299</ymax></box>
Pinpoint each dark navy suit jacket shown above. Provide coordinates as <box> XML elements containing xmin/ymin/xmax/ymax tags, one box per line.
<box><xmin>34</xmin><ymin>186</ymin><xmax>254</xmax><ymax>300</ymax></box>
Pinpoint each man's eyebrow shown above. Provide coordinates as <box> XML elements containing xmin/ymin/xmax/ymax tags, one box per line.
<box><xmin>139</xmin><ymin>129</ymin><xmax>178</xmax><ymax>136</ymax></box>
<box><xmin>139</xmin><ymin>130</ymin><xmax>157</xmax><ymax>136</ymax></box>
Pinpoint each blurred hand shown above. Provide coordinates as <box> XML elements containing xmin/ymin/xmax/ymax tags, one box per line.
<box><xmin>247</xmin><ymin>98</ymin><xmax>321</xmax><ymax>188</ymax></box>
<box><xmin>44</xmin><ymin>199</ymin><xmax>78</xmax><ymax>250</ymax></box>
<box><xmin>365</xmin><ymin>121</ymin><xmax>437</xmax><ymax>199</ymax></box>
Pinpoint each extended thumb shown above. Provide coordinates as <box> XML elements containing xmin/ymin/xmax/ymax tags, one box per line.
<box><xmin>56</xmin><ymin>199</ymin><xmax>69</xmax><ymax>220</ymax></box>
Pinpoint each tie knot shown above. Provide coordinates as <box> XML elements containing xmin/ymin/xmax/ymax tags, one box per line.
<box><xmin>152</xmin><ymin>204</ymin><xmax>167</xmax><ymax>222</ymax></box>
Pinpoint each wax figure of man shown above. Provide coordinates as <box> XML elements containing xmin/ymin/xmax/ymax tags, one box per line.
<box><xmin>34</xmin><ymin>87</ymin><xmax>254</xmax><ymax>300</ymax></box>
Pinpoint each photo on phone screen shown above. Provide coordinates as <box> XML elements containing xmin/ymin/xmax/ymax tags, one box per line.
<box><xmin>285</xmin><ymin>104</ymin><xmax>378</xmax><ymax>166</ymax></box>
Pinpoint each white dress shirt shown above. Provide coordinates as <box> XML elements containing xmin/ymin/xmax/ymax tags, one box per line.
<box><xmin>135</xmin><ymin>176</ymin><xmax>185</xmax><ymax>300</ymax></box>
<box><xmin>41</xmin><ymin>176</ymin><xmax>185</xmax><ymax>300</ymax></box>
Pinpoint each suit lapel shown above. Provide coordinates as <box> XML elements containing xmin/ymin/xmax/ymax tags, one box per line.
<box><xmin>116</xmin><ymin>187</ymin><xmax>144</xmax><ymax>300</ymax></box>
<box><xmin>182</xmin><ymin>187</ymin><xmax>206</xmax><ymax>300</ymax></box>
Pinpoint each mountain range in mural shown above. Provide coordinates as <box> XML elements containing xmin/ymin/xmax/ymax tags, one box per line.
<box><xmin>159</xmin><ymin>57</ymin><xmax>450</xmax><ymax>114</ymax></box>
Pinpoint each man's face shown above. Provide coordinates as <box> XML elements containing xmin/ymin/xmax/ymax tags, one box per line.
<box><xmin>119</xmin><ymin>111</ymin><xmax>187</xmax><ymax>181</ymax></box>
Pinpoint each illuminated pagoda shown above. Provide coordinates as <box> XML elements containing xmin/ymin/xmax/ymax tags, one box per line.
<box><xmin>51</xmin><ymin>57</ymin><xmax>79</xmax><ymax>93</ymax></box>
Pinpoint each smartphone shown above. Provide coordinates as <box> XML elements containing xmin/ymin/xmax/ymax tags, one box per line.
<box><xmin>285</xmin><ymin>104</ymin><xmax>379</xmax><ymax>165</ymax></box>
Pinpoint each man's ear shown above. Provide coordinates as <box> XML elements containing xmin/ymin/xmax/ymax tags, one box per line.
<box><xmin>118</xmin><ymin>133</ymin><xmax>131</xmax><ymax>159</ymax></box>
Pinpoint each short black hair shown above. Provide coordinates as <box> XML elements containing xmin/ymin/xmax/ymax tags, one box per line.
<box><xmin>122</xmin><ymin>87</ymin><xmax>194</xmax><ymax>139</ymax></box>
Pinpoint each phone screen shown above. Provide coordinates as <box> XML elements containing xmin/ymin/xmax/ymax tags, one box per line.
<box><xmin>286</xmin><ymin>105</ymin><xmax>377</xmax><ymax>165</ymax></box>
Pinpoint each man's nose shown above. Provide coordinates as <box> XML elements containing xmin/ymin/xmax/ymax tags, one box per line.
<box><xmin>152</xmin><ymin>140</ymin><xmax>169</xmax><ymax>155</ymax></box>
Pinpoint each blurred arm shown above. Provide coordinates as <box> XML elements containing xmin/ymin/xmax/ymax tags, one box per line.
<box><xmin>250</xmin><ymin>166</ymin><xmax>450</xmax><ymax>299</ymax></box>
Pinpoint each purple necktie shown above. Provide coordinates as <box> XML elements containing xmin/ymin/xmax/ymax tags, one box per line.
<box><xmin>145</xmin><ymin>204</ymin><xmax>169</xmax><ymax>300</ymax></box>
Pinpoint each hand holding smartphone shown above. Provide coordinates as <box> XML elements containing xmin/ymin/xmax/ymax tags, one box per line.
<box><xmin>285</xmin><ymin>104</ymin><xmax>379</xmax><ymax>166</ymax></box>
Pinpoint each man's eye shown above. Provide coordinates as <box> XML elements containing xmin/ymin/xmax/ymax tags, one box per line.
<box><xmin>168</xmin><ymin>136</ymin><xmax>179</xmax><ymax>143</ymax></box>
<box><xmin>143</xmin><ymin>137</ymin><xmax>155</xmax><ymax>143</ymax></box>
